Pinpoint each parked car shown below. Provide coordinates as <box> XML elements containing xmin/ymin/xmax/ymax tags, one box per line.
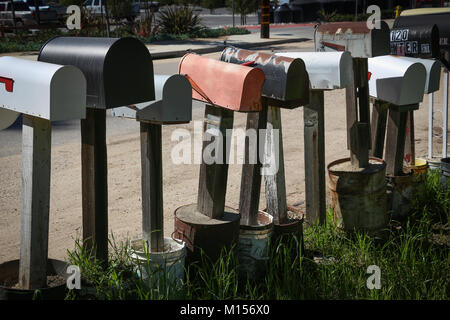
<box><xmin>0</xmin><ymin>1</ymin><xmax>37</xmax><ymax>28</ymax></box>
<box><xmin>84</xmin><ymin>0</ymin><xmax>140</xmax><ymax>21</ymax></box>
<box><xmin>20</xmin><ymin>0</ymin><xmax>59</xmax><ymax>23</ymax></box>
<box><xmin>45</xmin><ymin>1</ymin><xmax>67</xmax><ymax>21</ymax></box>
<box><xmin>135</xmin><ymin>0</ymin><xmax>159</xmax><ymax>12</ymax></box>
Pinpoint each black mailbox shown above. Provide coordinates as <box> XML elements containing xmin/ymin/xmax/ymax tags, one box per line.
<box><xmin>220</xmin><ymin>47</ymin><xmax>310</xmax><ymax>108</ymax></box>
<box><xmin>38</xmin><ymin>37</ymin><xmax>155</xmax><ymax>109</ymax></box>
<box><xmin>394</xmin><ymin>12</ymin><xmax>449</xmax><ymax>67</ymax></box>
<box><xmin>390</xmin><ymin>24</ymin><xmax>440</xmax><ymax>59</ymax></box>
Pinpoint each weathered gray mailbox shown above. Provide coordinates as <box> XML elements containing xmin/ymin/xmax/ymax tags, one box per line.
<box><xmin>174</xmin><ymin>53</ymin><xmax>265</xmax><ymax>264</ymax></box>
<box><xmin>38</xmin><ymin>37</ymin><xmax>155</xmax><ymax>264</ymax></box>
<box><xmin>111</xmin><ymin>74</ymin><xmax>191</xmax><ymax>254</ymax></box>
<box><xmin>276</xmin><ymin>51</ymin><xmax>353</xmax><ymax>227</ymax></box>
<box><xmin>0</xmin><ymin>56</ymin><xmax>86</xmax><ymax>291</ymax></box>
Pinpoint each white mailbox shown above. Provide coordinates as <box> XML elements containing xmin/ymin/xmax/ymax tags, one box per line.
<box><xmin>0</xmin><ymin>56</ymin><xmax>86</xmax><ymax>121</ymax></box>
<box><xmin>368</xmin><ymin>55</ymin><xmax>426</xmax><ymax>106</ymax></box>
<box><xmin>397</xmin><ymin>57</ymin><xmax>441</xmax><ymax>94</ymax></box>
<box><xmin>275</xmin><ymin>52</ymin><xmax>353</xmax><ymax>90</ymax></box>
<box><xmin>112</xmin><ymin>74</ymin><xmax>192</xmax><ymax>124</ymax></box>
<box><xmin>0</xmin><ymin>109</ymin><xmax>19</xmax><ymax>130</ymax></box>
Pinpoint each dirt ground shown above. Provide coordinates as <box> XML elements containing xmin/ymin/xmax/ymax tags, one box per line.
<box><xmin>0</xmin><ymin>46</ymin><xmax>448</xmax><ymax>264</ymax></box>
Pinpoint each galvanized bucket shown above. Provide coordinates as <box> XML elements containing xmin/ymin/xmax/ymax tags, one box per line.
<box><xmin>440</xmin><ymin>158</ymin><xmax>450</xmax><ymax>191</ymax></box>
<box><xmin>427</xmin><ymin>157</ymin><xmax>441</xmax><ymax>171</ymax></box>
<box><xmin>387</xmin><ymin>170</ymin><xmax>416</xmax><ymax>221</ymax></box>
<box><xmin>238</xmin><ymin>211</ymin><xmax>273</xmax><ymax>281</ymax></box>
<box><xmin>327</xmin><ymin>157</ymin><xmax>388</xmax><ymax>232</ymax></box>
<box><xmin>130</xmin><ymin>237</ymin><xmax>186</xmax><ymax>289</ymax></box>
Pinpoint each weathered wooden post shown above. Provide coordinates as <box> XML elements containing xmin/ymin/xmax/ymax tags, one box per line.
<box><xmin>39</xmin><ymin>37</ymin><xmax>154</xmax><ymax>265</ymax></box>
<box><xmin>112</xmin><ymin>74</ymin><xmax>192</xmax><ymax>285</ymax></box>
<box><xmin>173</xmin><ymin>53</ymin><xmax>265</xmax><ymax>264</ymax></box>
<box><xmin>220</xmin><ymin>47</ymin><xmax>309</xmax><ymax>277</ymax></box>
<box><xmin>275</xmin><ymin>52</ymin><xmax>353</xmax><ymax>227</ymax></box>
<box><xmin>368</xmin><ymin>55</ymin><xmax>427</xmax><ymax>219</ymax></box>
<box><xmin>0</xmin><ymin>56</ymin><xmax>86</xmax><ymax>291</ymax></box>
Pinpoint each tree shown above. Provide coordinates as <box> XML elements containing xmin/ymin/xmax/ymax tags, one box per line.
<box><xmin>201</xmin><ymin>0</ymin><xmax>221</xmax><ymax>13</ymax></box>
<box><xmin>226</xmin><ymin>0</ymin><xmax>258</xmax><ymax>25</ymax></box>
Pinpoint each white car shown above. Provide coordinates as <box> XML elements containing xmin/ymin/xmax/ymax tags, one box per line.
<box><xmin>83</xmin><ymin>0</ymin><xmax>140</xmax><ymax>21</ymax></box>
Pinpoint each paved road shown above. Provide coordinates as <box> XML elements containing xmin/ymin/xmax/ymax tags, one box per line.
<box><xmin>0</xmin><ymin>41</ymin><xmax>315</xmax><ymax>158</ymax></box>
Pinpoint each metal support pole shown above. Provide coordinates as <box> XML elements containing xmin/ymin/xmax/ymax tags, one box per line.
<box><xmin>260</xmin><ymin>0</ymin><xmax>270</xmax><ymax>39</ymax></box>
<box><xmin>443</xmin><ymin>69</ymin><xmax>448</xmax><ymax>158</ymax></box>
<box><xmin>232</xmin><ymin>0</ymin><xmax>235</xmax><ymax>28</ymax></box>
<box><xmin>428</xmin><ymin>92</ymin><xmax>434</xmax><ymax>159</ymax></box>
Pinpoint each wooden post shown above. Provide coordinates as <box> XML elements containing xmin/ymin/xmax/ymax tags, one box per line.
<box><xmin>197</xmin><ymin>105</ymin><xmax>234</xmax><ymax>219</ymax></box>
<box><xmin>303</xmin><ymin>90</ymin><xmax>326</xmax><ymax>226</ymax></box>
<box><xmin>260</xmin><ymin>0</ymin><xmax>270</xmax><ymax>39</ymax></box>
<box><xmin>140</xmin><ymin>122</ymin><xmax>164</xmax><ymax>252</ymax></box>
<box><xmin>347</xmin><ymin>58</ymin><xmax>371</xmax><ymax>168</ymax></box>
<box><xmin>385</xmin><ymin>108</ymin><xmax>408</xmax><ymax>176</ymax></box>
<box><xmin>239</xmin><ymin>101</ymin><xmax>268</xmax><ymax>226</ymax></box>
<box><xmin>19</xmin><ymin>115</ymin><xmax>51</xmax><ymax>290</ymax></box>
<box><xmin>370</xmin><ymin>99</ymin><xmax>389</xmax><ymax>159</ymax></box>
<box><xmin>404</xmin><ymin>111</ymin><xmax>415</xmax><ymax>166</ymax></box>
<box><xmin>81</xmin><ymin>108</ymin><xmax>108</xmax><ymax>265</ymax></box>
<box><xmin>264</xmin><ymin>106</ymin><xmax>287</xmax><ymax>225</ymax></box>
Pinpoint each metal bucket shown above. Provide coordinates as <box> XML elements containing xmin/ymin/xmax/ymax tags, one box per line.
<box><xmin>130</xmin><ymin>237</ymin><xmax>186</xmax><ymax>289</ymax></box>
<box><xmin>427</xmin><ymin>157</ymin><xmax>441</xmax><ymax>171</ymax></box>
<box><xmin>0</xmin><ymin>259</ymin><xmax>68</xmax><ymax>300</ymax></box>
<box><xmin>238</xmin><ymin>211</ymin><xmax>273</xmax><ymax>281</ymax></box>
<box><xmin>440</xmin><ymin>158</ymin><xmax>450</xmax><ymax>191</ymax></box>
<box><xmin>387</xmin><ymin>170</ymin><xmax>416</xmax><ymax>221</ymax></box>
<box><xmin>327</xmin><ymin>157</ymin><xmax>388</xmax><ymax>232</ymax></box>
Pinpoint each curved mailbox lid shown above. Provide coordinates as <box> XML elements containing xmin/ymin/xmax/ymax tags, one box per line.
<box><xmin>38</xmin><ymin>37</ymin><xmax>155</xmax><ymax>109</ymax></box>
<box><xmin>0</xmin><ymin>56</ymin><xmax>86</xmax><ymax>121</ymax></box>
<box><xmin>390</xmin><ymin>24</ymin><xmax>440</xmax><ymax>59</ymax></box>
<box><xmin>275</xmin><ymin>52</ymin><xmax>353</xmax><ymax>90</ymax></box>
<box><xmin>112</xmin><ymin>74</ymin><xmax>192</xmax><ymax>124</ymax></box>
<box><xmin>220</xmin><ymin>47</ymin><xmax>309</xmax><ymax>108</ymax></box>
<box><xmin>398</xmin><ymin>56</ymin><xmax>441</xmax><ymax>94</ymax></box>
<box><xmin>0</xmin><ymin>109</ymin><xmax>19</xmax><ymax>130</ymax></box>
<box><xmin>178</xmin><ymin>53</ymin><xmax>265</xmax><ymax>112</ymax></box>
<box><xmin>368</xmin><ymin>55</ymin><xmax>426</xmax><ymax>106</ymax></box>
<box><xmin>315</xmin><ymin>21</ymin><xmax>390</xmax><ymax>58</ymax></box>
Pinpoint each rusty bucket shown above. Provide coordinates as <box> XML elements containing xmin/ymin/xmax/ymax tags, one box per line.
<box><xmin>238</xmin><ymin>211</ymin><xmax>273</xmax><ymax>281</ymax></box>
<box><xmin>328</xmin><ymin>157</ymin><xmax>388</xmax><ymax>232</ymax></box>
<box><xmin>386</xmin><ymin>170</ymin><xmax>417</xmax><ymax>221</ymax></box>
<box><xmin>173</xmin><ymin>204</ymin><xmax>240</xmax><ymax>265</ymax></box>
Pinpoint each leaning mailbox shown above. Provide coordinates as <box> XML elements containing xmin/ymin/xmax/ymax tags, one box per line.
<box><xmin>178</xmin><ymin>53</ymin><xmax>265</xmax><ymax>112</ymax></box>
<box><xmin>220</xmin><ymin>47</ymin><xmax>309</xmax><ymax>107</ymax></box>
<box><xmin>315</xmin><ymin>21</ymin><xmax>390</xmax><ymax>57</ymax></box>
<box><xmin>275</xmin><ymin>51</ymin><xmax>353</xmax><ymax>90</ymax></box>
<box><xmin>112</xmin><ymin>74</ymin><xmax>192</xmax><ymax>124</ymax></box>
<box><xmin>390</xmin><ymin>25</ymin><xmax>440</xmax><ymax>59</ymax></box>
<box><xmin>368</xmin><ymin>55</ymin><xmax>427</xmax><ymax>107</ymax></box>
<box><xmin>0</xmin><ymin>56</ymin><xmax>86</xmax><ymax>291</ymax></box>
<box><xmin>38</xmin><ymin>37</ymin><xmax>155</xmax><ymax>108</ymax></box>
<box><xmin>0</xmin><ymin>56</ymin><xmax>86</xmax><ymax>120</ymax></box>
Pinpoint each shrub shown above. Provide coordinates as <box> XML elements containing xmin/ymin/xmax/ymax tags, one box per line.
<box><xmin>157</xmin><ymin>5</ymin><xmax>203</xmax><ymax>35</ymax></box>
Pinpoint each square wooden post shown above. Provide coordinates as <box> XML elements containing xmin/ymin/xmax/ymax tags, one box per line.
<box><xmin>370</xmin><ymin>99</ymin><xmax>389</xmax><ymax>159</ymax></box>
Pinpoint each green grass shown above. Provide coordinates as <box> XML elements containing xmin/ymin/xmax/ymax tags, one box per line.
<box><xmin>66</xmin><ymin>171</ymin><xmax>449</xmax><ymax>300</ymax></box>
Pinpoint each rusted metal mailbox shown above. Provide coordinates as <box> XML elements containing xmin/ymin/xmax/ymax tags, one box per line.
<box><xmin>38</xmin><ymin>37</ymin><xmax>154</xmax><ymax>109</ymax></box>
<box><xmin>178</xmin><ymin>53</ymin><xmax>265</xmax><ymax>112</ymax></box>
<box><xmin>0</xmin><ymin>56</ymin><xmax>86</xmax><ymax>290</ymax></box>
<box><xmin>221</xmin><ymin>47</ymin><xmax>309</xmax><ymax>239</ymax></box>
<box><xmin>174</xmin><ymin>53</ymin><xmax>265</xmax><ymax>264</ymax></box>
<box><xmin>38</xmin><ymin>36</ymin><xmax>155</xmax><ymax>265</ymax></box>
<box><xmin>390</xmin><ymin>25</ymin><xmax>440</xmax><ymax>59</ymax></box>
<box><xmin>220</xmin><ymin>47</ymin><xmax>310</xmax><ymax>108</ymax></box>
<box><xmin>112</xmin><ymin>74</ymin><xmax>192</xmax><ymax>124</ymax></box>
<box><xmin>276</xmin><ymin>51</ymin><xmax>352</xmax><ymax>226</ymax></box>
<box><xmin>315</xmin><ymin>21</ymin><xmax>390</xmax><ymax>58</ymax></box>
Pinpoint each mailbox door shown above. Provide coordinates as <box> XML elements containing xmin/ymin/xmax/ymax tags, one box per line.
<box><xmin>368</xmin><ymin>55</ymin><xmax>426</xmax><ymax>105</ymax></box>
<box><xmin>178</xmin><ymin>53</ymin><xmax>265</xmax><ymax>112</ymax></box>
<box><xmin>39</xmin><ymin>37</ymin><xmax>155</xmax><ymax>109</ymax></box>
<box><xmin>0</xmin><ymin>109</ymin><xmax>19</xmax><ymax>130</ymax></box>
<box><xmin>220</xmin><ymin>47</ymin><xmax>309</xmax><ymax>108</ymax></box>
<box><xmin>276</xmin><ymin>52</ymin><xmax>353</xmax><ymax>90</ymax></box>
<box><xmin>399</xmin><ymin>57</ymin><xmax>441</xmax><ymax>94</ymax></box>
<box><xmin>0</xmin><ymin>56</ymin><xmax>86</xmax><ymax>121</ymax></box>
